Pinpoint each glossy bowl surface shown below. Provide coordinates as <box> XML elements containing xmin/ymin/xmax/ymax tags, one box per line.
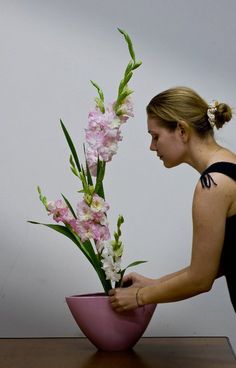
<box><xmin>66</xmin><ymin>293</ymin><xmax>157</xmax><ymax>351</ymax></box>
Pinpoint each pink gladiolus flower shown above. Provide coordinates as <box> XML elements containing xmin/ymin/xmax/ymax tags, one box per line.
<box><xmin>74</xmin><ymin>194</ymin><xmax>110</xmax><ymax>243</ymax></box>
<box><xmin>98</xmin><ymin>143</ymin><xmax>118</xmax><ymax>162</ymax></box>
<box><xmin>91</xmin><ymin>194</ymin><xmax>109</xmax><ymax>213</ymax></box>
<box><xmin>47</xmin><ymin>200</ymin><xmax>74</xmax><ymax>224</ymax></box>
<box><xmin>91</xmin><ymin>222</ymin><xmax>110</xmax><ymax>242</ymax></box>
<box><xmin>75</xmin><ymin>220</ymin><xmax>94</xmax><ymax>242</ymax></box>
<box><xmin>85</xmin><ymin>102</ymin><xmax>128</xmax><ymax>174</ymax></box>
<box><xmin>69</xmin><ymin>218</ymin><xmax>78</xmax><ymax>233</ymax></box>
<box><xmin>77</xmin><ymin>195</ymin><xmax>108</xmax><ymax>221</ymax></box>
<box><xmin>85</xmin><ymin>109</ymin><xmax>108</xmax><ymax>149</ymax></box>
<box><xmin>119</xmin><ymin>97</ymin><xmax>134</xmax><ymax>122</ymax></box>
<box><xmin>106</xmin><ymin>103</ymin><xmax>122</xmax><ymax>128</ymax></box>
<box><xmin>92</xmin><ymin>211</ymin><xmax>108</xmax><ymax>225</ymax></box>
<box><xmin>85</xmin><ymin>147</ymin><xmax>98</xmax><ymax>176</ymax></box>
<box><xmin>77</xmin><ymin>200</ymin><xmax>94</xmax><ymax>221</ymax></box>
<box><xmin>75</xmin><ymin>220</ymin><xmax>110</xmax><ymax>243</ymax></box>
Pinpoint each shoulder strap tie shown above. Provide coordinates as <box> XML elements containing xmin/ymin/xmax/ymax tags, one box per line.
<box><xmin>200</xmin><ymin>173</ymin><xmax>217</xmax><ymax>189</ymax></box>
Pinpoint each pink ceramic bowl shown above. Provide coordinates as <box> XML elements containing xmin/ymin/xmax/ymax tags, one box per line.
<box><xmin>66</xmin><ymin>293</ymin><xmax>157</xmax><ymax>351</ymax></box>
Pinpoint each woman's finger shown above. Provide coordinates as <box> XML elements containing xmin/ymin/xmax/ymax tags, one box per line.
<box><xmin>108</xmin><ymin>289</ymin><xmax>115</xmax><ymax>296</ymax></box>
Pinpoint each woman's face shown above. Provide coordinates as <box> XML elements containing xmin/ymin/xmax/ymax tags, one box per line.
<box><xmin>147</xmin><ymin>116</ymin><xmax>187</xmax><ymax>168</ymax></box>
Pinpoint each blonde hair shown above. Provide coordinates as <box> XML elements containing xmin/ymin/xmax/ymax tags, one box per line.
<box><xmin>146</xmin><ymin>86</ymin><xmax>232</xmax><ymax>135</ymax></box>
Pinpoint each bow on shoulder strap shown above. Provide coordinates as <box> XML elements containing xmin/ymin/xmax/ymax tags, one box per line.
<box><xmin>200</xmin><ymin>173</ymin><xmax>218</xmax><ymax>189</ymax></box>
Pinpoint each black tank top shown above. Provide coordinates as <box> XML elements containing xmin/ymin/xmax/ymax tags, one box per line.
<box><xmin>200</xmin><ymin>162</ymin><xmax>236</xmax><ymax>312</ymax></box>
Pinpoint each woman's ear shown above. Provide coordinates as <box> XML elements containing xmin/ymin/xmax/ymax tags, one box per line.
<box><xmin>176</xmin><ymin>121</ymin><xmax>190</xmax><ymax>142</ymax></box>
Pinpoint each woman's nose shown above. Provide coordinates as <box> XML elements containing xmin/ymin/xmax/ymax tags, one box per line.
<box><xmin>150</xmin><ymin>140</ymin><xmax>156</xmax><ymax>151</ymax></box>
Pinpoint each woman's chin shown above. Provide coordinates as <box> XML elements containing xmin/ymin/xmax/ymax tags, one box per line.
<box><xmin>162</xmin><ymin>160</ymin><xmax>178</xmax><ymax>168</ymax></box>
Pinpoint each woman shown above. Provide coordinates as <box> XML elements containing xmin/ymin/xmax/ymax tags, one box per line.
<box><xmin>109</xmin><ymin>86</ymin><xmax>236</xmax><ymax>313</ymax></box>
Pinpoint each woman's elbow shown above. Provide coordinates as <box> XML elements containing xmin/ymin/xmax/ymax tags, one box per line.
<box><xmin>190</xmin><ymin>274</ymin><xmax>215</xmax><ymax>294</ymax></box>
<box><xmin>200</xmin><ymin>281</ymin><xmax>213</xmax><ymax>293</ymax></box>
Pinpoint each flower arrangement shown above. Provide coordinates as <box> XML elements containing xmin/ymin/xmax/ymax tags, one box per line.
<box><xmin>29</xmin><ymin>29</ymin><xmax>145</xmax><ymax>294</ymax></box>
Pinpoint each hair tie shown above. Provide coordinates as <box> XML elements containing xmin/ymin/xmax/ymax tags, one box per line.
<box><xmin>207</xmin><ymin>100</ymin><xmax>218</xmax><ymax>128</ymax></box>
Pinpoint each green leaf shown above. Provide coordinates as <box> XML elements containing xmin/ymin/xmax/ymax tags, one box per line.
<box><xmin>79</xmin><ymin>164</ymin><xmax>90</xmax><ymax>194</ymax></box>
<box><xmin>28</xmin><ymin>220</ymin><xmax>112</xmax><ymax>293</ymax></box>
<box><xmin>95</xmin><ymin>158</ymin><xmax>106</xmax><ymax>198</ymax></box>
<box><xmin>115</xmin><ymin>28</ymin><xmax>142</xmax><ymax>114</ymax></box>
<box><xmin>69</xmin><ymin>155</ymin><xmax>79</xmax><ymax>177</ymax></box>
<box><xmin>117</xmin><ymin>214</ymin><xmax>124</xmax><ymax>227</ymax></box>
<box><xmin>125</xmin><ymin>60</ymin><xmax>134</xmax><ymax>76</ymax></box>
<box><xmin>70</xmin><ymin>234</ymin><xmax>112</xmax><ymax>293</ymax></box>
<box><xmin>118</xmin><ymin>28</ymin><xmax>136</xmax><ymax>62</ymax></box>
<box><xmin>118</xmin><ymin>79</ymin><xmax>125</xmax><ymax>96</ymax></box>
<box><xmin>61</xmin><ymin>194</ymin><xmax>77</xmax><ymax>219</ymax></box>
<box><xmin>116</xmin><ymin>90</ymin><xmax>133</xmax><ymax>110</ymax></box>
<box><xmin>70</xmin><ymin>166</ymin><xmax>79</xmax><ymax>177</ymax></box>
<box><xmin>28</xmin><ymin>221</ymin><xmax>105</xmax><ymax>283</ymax></box>
<box><xmin>118</xmin><ymin>73</ymin><xmax>132</xmax><ymax>96</ymax></box>
<box><xmin>78</xmin><ymin>189</ymin><xmax>85</xmax><ymax>193</ymax></box>
<box><xmin>73</xmin><ymin>234</ymin><xmax>98</xmax><ymax>268</ymax></box>
<box><xmin>37</xmin><ymin>186</ymin><xmax>48</xmax><ymax>209</ymax></box>
<box><xmin>125</xmin><ymin>260</ymin><xmax>147</xmax><ymax>269</ymax></box>
<box><xmin>91</xmin><ymin>80</ymin><xmax>105</xmax><ymax>113</ymax></box>
<box><xmin>28</xmin><ymin>221</ymin><xmax>82</xmax><ymax>247</ymax></box>
<box><xmin>95</xmin><ymin>97</ymin><xmax>105</xmax><ymax>114</ymax></box>
<box><xmin>133</xmin><ymin>60</ymin><xmax>142</xmax><ymax>70</ymax></box>
<box><xmin>115</xmin><ymin>269</ymin><xmax>126</xmax><ymax>288</ymax></box>
<box><xmin>60</xmin><ymin>120</ymin><xmax>82</xmax><ymax>174</ymax></box>
<box><xmin>115</xmin><ymin>261</ymin><xmax>147</xmax><ymax>288</ymax></box>
<box><xmin>90</xmin><ymin>80</ymin><xmax>104</xmax><ymax>102</ymax></box>
<box><xmin>123</xmin><ymin>71</ymin><xmax>133</xmax><ymax>85</ymax></box>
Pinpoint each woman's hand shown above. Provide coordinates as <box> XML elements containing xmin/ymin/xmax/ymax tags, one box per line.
<box><xmin>108</xmin><ymin>287</ymin><xmax>140</xmax><ymax>312</ymax></box>
<box><xmin>122</xmin><ymin>272</ymin><xmax>156</xmax><ymax>288</ymax></box>
<box><xmin>108</xmin><ymin>273</ymin><xmax>156</xmax><ymax>312</ymax></box>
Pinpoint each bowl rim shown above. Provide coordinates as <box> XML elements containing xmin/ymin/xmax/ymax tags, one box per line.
<box><xmin>66</xmin><ymin>292</ymin><xmax>108</xmax><ymax>299</ymax></box>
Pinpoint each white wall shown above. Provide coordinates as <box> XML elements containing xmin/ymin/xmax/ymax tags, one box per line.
<box><xmin>1</xmin><ymin>0</ymin><xmax>236</xmax><ymax>350</ymax></box>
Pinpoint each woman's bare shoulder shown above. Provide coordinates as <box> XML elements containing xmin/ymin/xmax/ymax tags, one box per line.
<box><xmin>193</xmin><ymin>170</ymin><xmax>235</xmax><ymax>219</ymax></box>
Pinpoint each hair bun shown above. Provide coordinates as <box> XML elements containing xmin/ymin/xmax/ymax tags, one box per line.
<box><xmin>215</xmin><ymin>102</ymin><xmax>233</xmax><ymax>129</ymax></box>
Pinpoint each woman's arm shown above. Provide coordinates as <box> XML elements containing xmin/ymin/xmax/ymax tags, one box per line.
<box><xmin>122</xmin><ymin>267</ymin><xmax>190</xmax><ymax>288</ymax></box>
<box><xmin>109</xmin><ymin>173</ymin><xmax>231</xmax><ymax>311</ymax></box>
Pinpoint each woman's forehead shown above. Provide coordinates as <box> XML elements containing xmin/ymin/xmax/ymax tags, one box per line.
<box><xmin>147</xmin><ymin>116</ymin><xmax>162</xmax><ymax>132</ymax></box>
